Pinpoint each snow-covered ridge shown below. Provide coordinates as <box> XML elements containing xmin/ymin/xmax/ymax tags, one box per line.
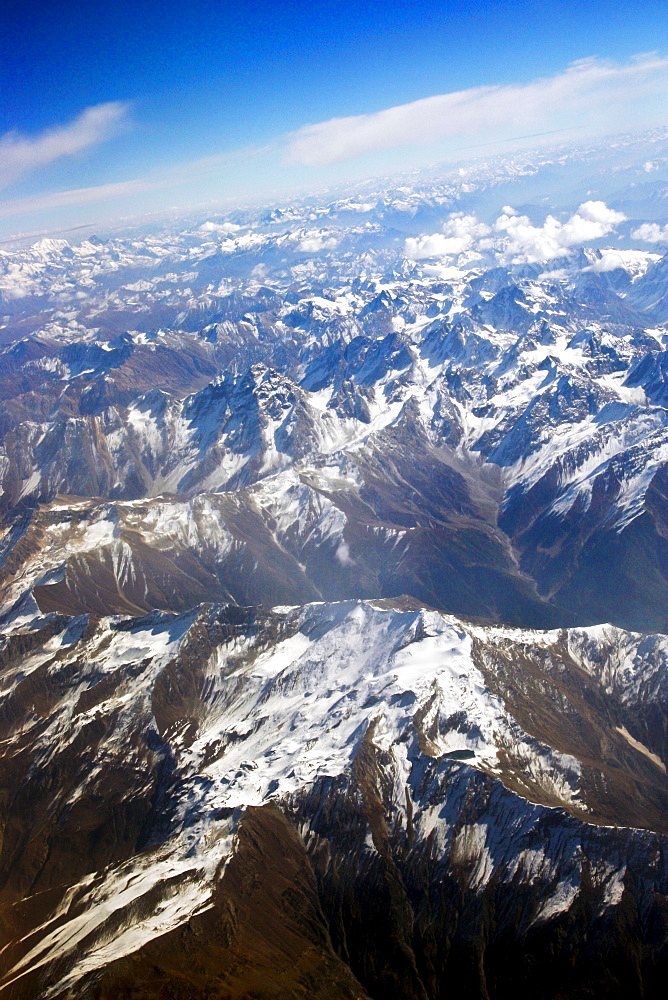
<box><xmin>0</xmin><ymin>597</ymin><xmax>665</xmax><ymax>996</ymax></box>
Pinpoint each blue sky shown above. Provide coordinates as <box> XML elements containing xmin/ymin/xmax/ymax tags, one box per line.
<box><xmin>2</xmin><ymin>1</ymin><xmax>668</xmax><ymax>236</ymax></box>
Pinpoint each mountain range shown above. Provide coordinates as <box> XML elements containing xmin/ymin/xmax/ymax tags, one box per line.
<box><xmin>1</xmin><ymin>135</ymin><xmax>668</xmax><ymax>998</ymax></box>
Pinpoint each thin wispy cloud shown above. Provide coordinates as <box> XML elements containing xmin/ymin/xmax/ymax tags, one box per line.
<box><xmin>0</xmin><ymin>102</ymin><xmax>130</xmax><ymax>190</ymax></box>
<box><xmin>0</xmin><ymin>176</ymin><xmax>160</xmax><ymax>219</ymax></box>
<box><xmin>0</xmin><ymin>143</ymin><xmax>269</xmax><ymax>220</ymax></box>
<box><xmin>286</xmin><ymin>54</ymin><xmax>668</xmax><ymax>166</ymax></box>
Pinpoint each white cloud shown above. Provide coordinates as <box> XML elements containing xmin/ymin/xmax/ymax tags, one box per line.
<box><xmin>631</xmin><ymin>222</ymin><xmax>668</xmax><ymax>242</ymax></box>
<box><xmin>405</xmin><ymin>202</ymin><xmax>627</xmax><ymax>265</ymax></box>
<box><xmin>296</xmin><ymin>234</ymin><xmax>340</xmax><ymax>252</ymax></box>
<box><xmin>494</xmin><ymin>200</ymin><xmax>626</xmax><ymax>262</ymax></box>
<box><xmin>199</xmin><ymin>221</ymin><xmax>240</xmax><ymax>234</ymax></box>
<box><xmin>588</xmin><ymin>252</ymin><xmax>630</xmax><ymax>273</ymax></box>
<box><xmin>405</xmin><ymin>213</ymin><xmax>489</xmax><ymax>259</ymax></box>
<box><xmin>286</xmin><ymin>54</ymin><xmax>668</xmax><ymax>167</ymax></box>
<box><xmin>586</xmin><ymin>249</ymin><xmax>661</xmax><ymax>274</ymax></box>
<box><xmin>0</xmin><ymin>103</ymin><xmax>129</xmax><ymax>190</ymax></box>
<box><xmin>335</xmin><ymin>542</ymin><xmax>351</xmax><ymax>565</ymax></box>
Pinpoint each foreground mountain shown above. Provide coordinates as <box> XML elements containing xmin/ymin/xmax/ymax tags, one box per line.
<box><xmin>1</xmin><ymin>136</ymin><xmax>668</xmax><ymax>997</ymax></box>
<box><xmin>0</xmin><ymin>599</ymin><xmax>666</xmax><ymax>999</ymax></box>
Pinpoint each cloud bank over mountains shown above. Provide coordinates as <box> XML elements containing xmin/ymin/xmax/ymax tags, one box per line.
<box><xmin>406</xmin><ymin>201</ymin><xmax>628</xmax><ymax>264</ymax></box>
<box><xmin>494</xmin><ymin>201</ymin><xmax>627</xmax><ymax>262</ymax></box>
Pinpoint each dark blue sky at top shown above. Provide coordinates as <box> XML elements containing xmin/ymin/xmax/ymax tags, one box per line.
<box><xmin>5</xmin><ymin>0</ymin><xmax>668</xmax><ymax>127</ymax></box>
<box><xmin>1</xmin><ymin>1</ymin><xmax>668</xmax><ymax>233</ymax></box>
<box><xmin>5</xmin><ymin>1</ymin><xmax>668</xmax><ymax>140</ymax></box>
